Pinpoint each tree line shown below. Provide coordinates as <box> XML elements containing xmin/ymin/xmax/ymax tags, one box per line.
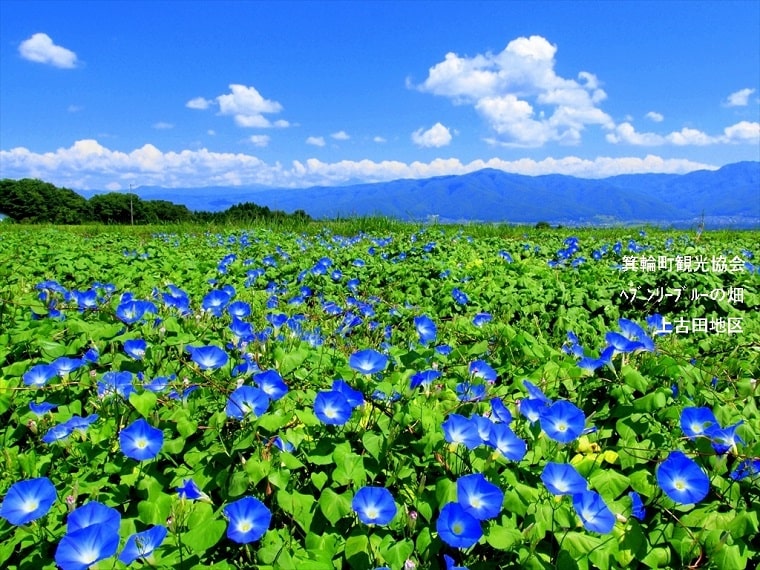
<box><xmin>0</xmin><ymin>178</ymin><xmax>311</xmax><ymax>225</ymax></box>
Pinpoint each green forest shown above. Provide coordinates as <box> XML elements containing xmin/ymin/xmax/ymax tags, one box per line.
<box><xmin>0</xmin><ymin>178</ymin><xmax>311</xmax><ymax>224</ymax></box>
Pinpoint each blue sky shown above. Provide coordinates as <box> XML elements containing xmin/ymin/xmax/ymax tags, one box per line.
<box><xmin>1</xmin><ymin>0</ymin><xmax>758</xmax><ymax>190</ymax></box>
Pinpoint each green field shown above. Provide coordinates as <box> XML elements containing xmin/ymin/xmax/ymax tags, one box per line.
<box><xmin>0</xmin><ymin>222</ymin><xmax>758</xmax><ymax>569</ymax></box>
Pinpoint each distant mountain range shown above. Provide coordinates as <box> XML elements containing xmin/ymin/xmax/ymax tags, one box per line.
<box><xmin>80</xmin><ymin>161</ymin><xmax>760</xmax><ymax>228</ymax></box>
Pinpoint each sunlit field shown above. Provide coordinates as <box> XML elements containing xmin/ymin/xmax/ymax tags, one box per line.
<box><xmin>0</xmin><ymin>222</ymin><xmax>758</xmax><ymax>570</ymax></box>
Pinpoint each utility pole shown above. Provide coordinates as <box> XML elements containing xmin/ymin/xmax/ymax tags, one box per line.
<box><xmin>129</xmin><ymin>183</ymin><xmax>134</xmax><ymax>225</ymax></box>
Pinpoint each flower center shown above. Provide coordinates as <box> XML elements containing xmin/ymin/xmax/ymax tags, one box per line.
<box><xmin>136</xmin><ymin>438</ymin><xmax>147</xmax><ymax>449</ymax></box>
<box><xmin>556</xmin><ymin>422</ymin><xmax>567</xmax><ymax>432</ymax></box>
<box><xmin>452</xmin><ymin>522</ymin><xmax>463</xmax><ymax>535</ymax></box>
<box><xmin>238</xmin><ymin>520</ymin><xmax>252</xmax><ymax>533</ymax></box>
<box><xmin>365</xmin><ymin>507</ymin><xmax>379</xmax><ymax>520</ymax></box>
<box><xmin>22</xmin><ymin>498</ymin><xmax>39</xmax><ymax>513</ymax></box>
<box><xmin>674</xmin><ymin>479</ymin><xmax>686</xmax><ymax>491</ymax></box>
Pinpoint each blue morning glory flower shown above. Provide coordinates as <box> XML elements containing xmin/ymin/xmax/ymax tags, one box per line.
<box><xmin>115</xmin><ymin>298</ymin><xmax>157</xmax><ymax>324</ymax></box>
<box><xmin>97</xmin><ymin>371</ymin><xmax>135</xmax><ymax>400</ymax></box>
<box><xmin>442</xmin><ymin>414</ymin><xmax>482</xmax><ymax>450</ymax></box>
<box><xmin>349</xmin><ymin>348</ymin><xmax>388</xmax><ymax>374</ymax></box>
<box><xmin>227</xmin><ymin>300</ymin><xmax>251</xmax><ymax>318</ymax></box>
<box><xmin>52</xmin><ymin>356</ymin><xmax>85</xmax><ymax>377</ymax></box>
<box><xmin>55</xmin><ymin>524</ymin><xmax>120</xmax><ymax>570</ymax></box>
<box><xmin>187</xmin><ymin>345</ymin><xmax>229</xmax><ymax>370</ymax></box>
<box><xmin>456</xmin><ymin>474</ymin><xmax>503</xmax><ymax>520</ymax></box>
<box><xmin>177</xmin><ymin>478</ymin><xmax>211</xmax><ymax>501</ymax></box>
<box><xmin>226</xmin><ymin>386</ymin><xmax>270</xmax><ymax>420</ymax></box>
<box><xmin>66</xmin><ymin>501</ymin><xmax>121</xmax><ymax>534</ymax></box>
<box><xmin>352</xmin><ymin>486</ymin><xmax>397</xmax><ymax>525</ymax></box>
<box><xmin>271</xmin><ymin>436</ymin><xmax>295</xmax><ymax>452</ymax></box>
<box><xmin>489</xmin><ymin>398</ymin><xmax>512</xmax><ymax>423</ymax></box>
<box><xmin>23</xmin><ymin>363</ymin><xmax>58</xmax><ymax>387</ymax></box>
<box><xmin>0</xmin><ymin>477</ymin><xmax>57</xmax><ymax>526</ymax></box>
<box><xmin>540</xmin><ymin>462</ymin><xmax>588</xmax><ymax>496</ymax></box>
<box><xmin>123</xmin><ymin>338</ymin><xmax>147</xmax><ymax>360</ymax></box>
<box><xmin>202</xmin><ymin>289</ymin><xmax>231</xmax><ymax>317</ymax></box>
<box><xmin>410</xmin><ymin>369</ymin><xmax>441</xmax><ymax>389</ymax></box>
<box><xmin>254</xmin><ymin>370</ymin><xmax>288</xmax><ymax>401</ymax></box>
<box><xmin>29</xmin><ymin>401</ymin><xmax>57</xmax><ymax>415</ymax></box>
<box><xmin>472</xmin><ymin>312</ymin><xmax>492</xmax><ymax>327</ymax></box>
<box><xmin>730</xmin><ymin>458</ymin><xmax>760</xmax><ymax>481</ymax></box>
<box><xmin>518</xmin><ymin>397</ymin><xmax>548</xmax><ymax>423</ymax></box>
<box><xmin>119</xmin><ymin>525</ymin><xmax>167</xmax><ymax>565</ymax></box>
<box><xmin>331</xmin><ymin>379</ymin><xmax>365</xmax><ymax>408</ymax></box>
<box><xmin>444</xmin><ymin>554</ymin><xmax>469</xmax><ymax>570</ymax></box>
<box><xmin>540</xmin><ymin>400</ymin><xmax>586</xmax><ymax>444</ymax></box>
<box><xmin>486</xmin><ymin>422</ymin><xmax>526</xmax><ymax>461</ymax></box>
<box><xmin>469</xmin><ymin>360</ymin><xmax>497</xmax><ymax>382</ymax></box>
<box><xmin>414</xmin><ymin>315</ymin><xmax>437</xmax><ymax>345</ymax></box>
<box><xmin>456</xmin><ymin>381</ymin><xmax>486</xmax><ymax>402</ymax></box>
<box><xmin>223</xmin><ymin>496</ymin><xmax>271</xmax><ymax>543</ymax></box>
<box><xmin>451</xmin><ymin>288</ymin><xmax>469</xmax><ymax>305</ymax></box>
<box><xmin>119</xmin><ymin>419</ymin><xmax>164</xmax><ymax>461</ymax></box>
<box><xmin>522</xmin><ymin>380</ymin><xmax>552</xmax><ymax>403</ymax></box>
<box><xmin>657</xmin><ymin>451</ymin><xmax>709</xmax><ymax>504</ymax></box>
<box><xmin>436</xmin><ymin>502</ymin><xmax>482</xmax><ymax>548</ymax></box>
<box><xmin>572</xmin><ymin>490</ymin><xmax>616</xmax><ymax>533</ymax></box>
<box><xmin>314</xmin><ymin>390</ymin><xmax>353</xmax><ymax>425</ymax></box>
<box><xmin>706</xmin><ymin>421</ymin><xmax>744</xmax><ymax>455</ymax></box>
<box><xmin>629</xmin><ymin>491</ymin><xmax>646</xmax><ymax>521</ymax></box>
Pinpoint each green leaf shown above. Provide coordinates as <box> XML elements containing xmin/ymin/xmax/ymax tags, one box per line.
<box><xmin>486</xmin><ymin>523</ymin><xmax>522</xmax><ymax>550</ymax></box>
<box><xmin>622</xmin><ymin>365</ymin><xmax>649</xmax><ymax>393</ymax></box>
<box><xmin>318</xmin><ymin>488</ymin><xmax>352</xmax><ymax>525</ymax></box>
<box><xmin>185</xmin><ymin>518</ymin><xmax>226</xmax><ymax>554</ymax></box>
<box><xmin>310</xmin><ymin>471</ymin><xmax>329</xmax><ymax>491</ymax></box>
<box><xmin>129</xmin><ymin>390</ymin><xmax>158</xmax><ymax>417</ymax></box>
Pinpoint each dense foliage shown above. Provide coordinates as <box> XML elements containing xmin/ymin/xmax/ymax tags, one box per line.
<box><xmin>0</xmin><ymin>223</ymin><xmax>758</xmax><ymax>569</ymax></box>
<box><xmin>0</xmin><ymin>178</ymin><xmax>310</xmax><ymax>224</ymax></box>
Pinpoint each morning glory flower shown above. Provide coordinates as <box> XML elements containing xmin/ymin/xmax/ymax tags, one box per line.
<box><xmin>55</xmin><ymin>525</ymin><xmax>120</xmax><ymax>570</ymax></box>
<box><xmin>254</xmin><ymin>370</ymin><xmax>288</xmax><ymax>401</ymax></box>
<box><xmin>730</xmin><ymin>458</ymin><xmax>760</xmax><ymax>481</ymax></box>
<box><xmin>657</xmin><ymin>451</ymin><xmax>710</xmax><ymax>504</ymax></box>
<box><xmin>29</xmin><ymin>401</ymin><xmax>57</xmax><ymax>415</ymax></box>
<box><xmin>119</xmin><ymin>419</ymin><xmax>164</xmax><ymax>461</ymax></box>
<box><xmin>227</xmin><ymin>300</ymin><xmax>251</xmax><ymax>318</ymax></box>
<box><xmin>518</xmin><ymin>397</ymin><xmax>548</xmax><ymax>423</ymax></box>
<box><xmin>469</xmin><ymin>360</ymin><xmax>497</xmax><ymax>382</ymax></box>
<box><xmin>23</xmin><ymin>363</ymin><xmax>58</xmax><ymax>387</ymax></box>
<box><xmin>349</xmin><ymin>348</ymin><xmax>389</xmax><ymax>375</ymax></box>
<box><xmin>456</xmin><ymin>474</ymin><xmax>503</xmax><ymax>520</ymax></box>
<box><xmin>486</xmin><ymin>422</ymin><xmax>526</xmax><ymax>461</ymax></box>
<box><xmin>177</xmin><ymin>478</ymin><xmax>211</xmax><ymax>501</ymax></box>
<box><xmin>97</xmin><ymin>371</ymin><xmax>135</xmax><ymax>400</ymax></box>
<box><xmin>456</xmin><ymin>382</ymin><xmax>486</xmax><ymax>402</ymax></box>
<box><xmin>410</xmin><ymin>369</ymin><xmax>441</xmax><ymax>389</ymax></box>
<box><xmin>223</xmin><ymin>496</ymin><xmax>271</xmax><ymax>543</ymax></box>
<box><xmin>115</xmin><ymin>298</ymin><xmax>157</xmax><ymax>324</ymax></box>
<box><xmin>119</xmin><ymin>525</ymin><xmax>167</xmax><ymax>565</ymax></box>
<box><xmin>352</xmin><ymin>486</ymin><xmax>397</xmax><ymax>525</ymax></box>
<box><xmin>572</xmin><ymin>491</ymin><xmax>616</xmax><ymax>534</ymax></box>
<box><xmin>202</xmin><ymin>289</ymin><xmax>231</xmax><ymax>317</ymax></box>
<box><xmin>522</xmin><ymin>380</ymin><xmax>552</xmax><ymax>403</ymax></box>
<box><xmin>436</xmin><ymin>502</ymin><xmax>482</xmax><ymax>548</ymax></box>
<box><xmin>540</xmin><ymin>400</ymin><xmax>586</xmax><ymax>444</ymax></box>
<box><xmin>472</xmin><ymin>313</ymin><xmax>492</xmax><ymax>327</ymax></box>
<box><xmin>706</xmin><ymin>421</ymin><xmax>744</xmax><ymax>455</ymax></box>
<box><xmin>66</xmin><ymin>501</ymin><xmax>121</xmax><ymax>533</ymax></box>
<box><xmin>540</xmin><ymin>463</ymin><xmax>588</xmax><ymax>496</ymax></box>
<box><xmin>331</xmin><ymin>379</ymin><xmax>365</xmax><ymax>408</ymax></box>
<box><xmin>629</xmin><ymin>491</ymin><xmax>646</xmax><ymax>521</ymax></box>
<box><xmin>444</xmin><ymin>554</ymin><xmax>469</xmax><ymax>570</ymax></box>
<box><xmin>0</xmin><ymin>477</ymin><xmax>57</xmax><ymax>526</ymax></box>
<box><xmin>271</xmin><ymin>436</ymin><xmax>295</xmax><ymax>452</ymax></box>
<box><xmin>451</xmin><ymin>288</ymin><xmax>469</xmax><ymax>305</ymax></box>
<box><xmin>442</xmin><ymin>414</ymin><xmax>482</xmax><ymax>450</ymax></box>
<box><xmin>226</xmin><ymin>386</ymin><xmax>270</xmax><ymax>420</ymax></box>
<box><xmin>52</xmin><ymin>356</ymin><xmax>85</xmax><ymax>377</ymax></box>
<box><xmin>489</xmin><ymin>398</ymin><xmax>512</xmax><ymax>423</ymax></box>
<box><xmin>123</xmin><ymin>338</ymin><xmax>147</xmax><ymax>360</ymax></box>
<box><xmin>414</xmin><ymin>315</ymin><xmax>437</xmax><ymax>345</ymax></box>
<box><xmin>683</xmin><ymin>408</ymin><xmax>719</xmax><ymax>438</ymax></box>
<box><xmin>187</xmin><ymin>345</ymin><xmax>229</xmax><ymax>370</ymax></box>
<box><xmin>314</xmin><ymin>390</ymin><xmax>353</xmax><ymax>425</ymax></box>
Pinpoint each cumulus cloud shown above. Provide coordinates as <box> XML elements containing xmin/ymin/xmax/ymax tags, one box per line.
<box><xmin>607</xmin><ymin>120</ymin><xmax>760</xmax><ymax>146</ymax></box>
<box><xmin>19</xmin><ymin>33</ymin><xmax>78</xmax><ymax>68</ymax></box>
<box><xmin>724</xmin><ymin>88</ymin><xmax>756</xmax><ymax>107</ymax></box>
<box><xmin>187</xmin><ymin>84</ymin><xmax>289</xmax><ymax>128</ymax></box>
<box><xmin>373</xmin><ymin>136</ymin><xmax>387</xmax><ymax>143</ymax></box>
<box><xmin>249</xmin><ymin>135</ymin><xmax>270</xmax><ymax>147</ymax></box>
<box><xmin>0</xmin><ymin>139</ymin><xmax>718</xmax><ymax>191</ymax></box>
<box><xmin>306</xmin><ymin>136</ymin><xmax>325</xmax><ymax>147</ymax></box>
<box><xmin>152</xmin><ymin>122</ymin><xmax>174</xmax><ymax>130</ymax></box>
<box><xmin>331</xmin><ymin>130</ymin><xmax>350</xmax><ymax>140</ymax></box>
<box><xmin>186</xmin><ymin>97</ymin><xmax>213</xmax><ymax>110</ymax></box>
<box><xmin>645</xmin><ymin>111</ymin><xmax>664</xmax><ymax>122</ymax></box>
<box><xmin>416</xmin><ymin>35</ymin><xmax>613</xmax><ymax>146</ymax></box>
<box><xmin>412</xmin><ymin>122</ymin><xmax>453</xmax><ymax>147</ymax></box>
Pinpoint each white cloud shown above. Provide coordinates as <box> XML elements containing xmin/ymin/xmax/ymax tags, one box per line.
<box><xmin>186</xmin><ymin>97</ymin><xmax>213</xmax><ymax>110</ymax></box>
<box><xmin>67</xmin><ymin>105</ymin><xmax>83</xmax><ymax>113</ymax></box>
<box><xmin>207</xmin><ymin>129</ymin><xmax>216</xmax><ymax>136</ymax></box>
<box><xmin>411</xmin><ymin>122</ymin><xmax>453</xmax><ymax>147</ymax></box>
<box><xmin>187</xmin><ymin>85</ymin><xmax>289</xmax><ymax>128</ymax></box>
<box><xmin>331</xmin><ymin>130</ymin><xmax>350</xmax><ymax>140</ymax></box>
<box><xmin>19</xmin><ymin>33</ymin><xmax>78</xmax><ymax>68</ymax></box>
<box><xmin>645</xmin><ymin>111</ymin><xmax>664</xmax><ymax>123</ymax></box>
<box><xmin>152</xmin><ymin>122</ymin><xmax>174</xmax><ymax>130</ymax></box>
<box><xmin>306</xmin><ymin>136</ymin><xmax>325</xmax><ymax>147</ymax></box>
<box><xmin>249</xmin><ymin>135</ymin><xmax>270</xmax><ymax>147</ymax></box>
<box><xmin>607</xmin><ymin>120</ymin><xmax>760</xmax><ymax>146</ymax></box>
<box><xmin>416</xmin><ymin>35</ymin><xmax>613</xmax><ymax>146</ymax></box>
<box><xmin>725</xmin><ymin>88</ymin><xmax>756</xmax><ymax>107</ymax></box>
<box><xmin>0</xmin><ymin>139</ymin><xmax>718</xmax><ymax>190</ymax></box>
<box><xmin>373</xmin><ymin>136</ymin><xmax>387</xmax><ymax>143</ymax></box>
